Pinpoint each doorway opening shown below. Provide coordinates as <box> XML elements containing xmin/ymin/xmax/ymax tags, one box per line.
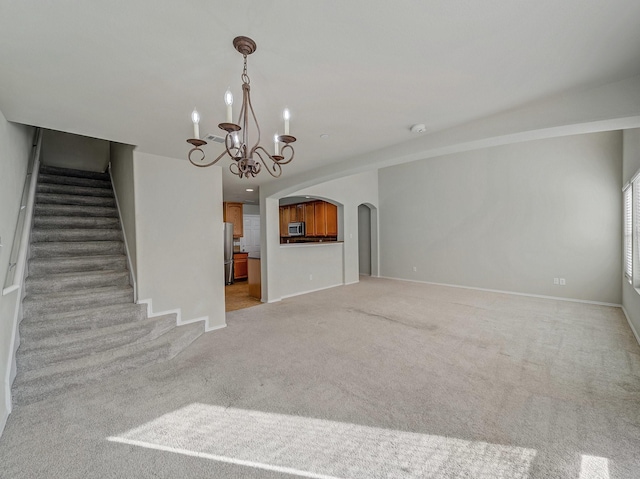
<box><xmin>358</xmin><ymin>203</ymin><xmax>378</xmax><ymax>276</ymax></box>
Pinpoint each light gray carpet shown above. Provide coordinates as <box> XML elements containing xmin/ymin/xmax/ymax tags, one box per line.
<box><xmin>1</xmin><ymin>277</ymin><xmax>639</xmax><ymax>478</ymax></box>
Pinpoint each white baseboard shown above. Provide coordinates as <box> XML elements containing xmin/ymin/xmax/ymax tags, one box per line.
<box><xmin>278</xmin><ymin>282</ymin><xmax>345</xmax><ymax>301</ymax></box>
<box><xmin>378</xmin><ymin>276</ymin><xmax>622</xmax><ymax>308</ymax></box>
<box><xmin>138</xmin><ymin>298</ymin><xmax>226</xmax><ymax>333</ymax></box>
<box><xmin>0</xmin><ymin>408</ymin><xmax>8</xmax><ymax>439</ymax></box>
<box><xmin>621</xmin><ymin>306</ymin><xmax>640</xmax><ymax>346</ymax></box>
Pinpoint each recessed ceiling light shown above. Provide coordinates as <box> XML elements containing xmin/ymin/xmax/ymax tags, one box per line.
<box><xmin>320</xmin><ymin>134</ymin><xmax>329</xmax><ymax>139</ymax></box>
<box><xmin>246</xmin><ymin>188</ymin><xmax>254</xmax><ymax>192</ymax></box>
<box><xmin>410</xmin><ymin>124</ymin><xmax>426</xmax><ymax>134</ymax></box>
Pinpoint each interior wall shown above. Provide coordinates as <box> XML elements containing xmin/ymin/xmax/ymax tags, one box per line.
<box><xmin>263</xmin><ymin>170</ymin><xmax>378</xmax><ymax>302</ymax></box>
<box><xmin>109</xmin><ymin>143</ymin><xmax>137</xmax><ymax>279</ymax></box>
<box><xmin>0</xmin><ymin>112</ymin><xmax>34</xmax><ymax>433</ymax></box>
<box><xmin>41</xmin><ymin>129</ymin><xmax>109</xmax><ymax>172</ymax></box>
<box><xmin>379</xmin><ymin>131</ymin><xmax>623</xmax><ymax>304</ymax></box>
<box><xmin>622</xmin><ymin>128</ymin><xmax>640</xmax><ymax>339</ymax></box>
<box><xmin>134</xmin><ymin>152</ymin><xmax>225</xmax><ymax>330</ymax></box>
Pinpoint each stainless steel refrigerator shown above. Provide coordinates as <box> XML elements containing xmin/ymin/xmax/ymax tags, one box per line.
<box><xmin>223</xmin><ymin>222</ymin><xmax>234</xmax><ymax>285</ymax></box>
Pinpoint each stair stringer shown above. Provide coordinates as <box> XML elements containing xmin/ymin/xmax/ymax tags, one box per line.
<box><xmin>137</xmin><ymin>297</ymin><xmax>226</xmax><ymax>333</ymax></box>
<box><xmin>108</xmin><ymin>163</ymin><xmax>137</xmax><ymax>303</ymax></box>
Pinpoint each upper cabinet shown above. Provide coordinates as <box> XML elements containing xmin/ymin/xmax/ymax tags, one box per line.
<box><xmin>223</xmin><ymin>202</ymin><xmax>243</xmax><ymax>238</ymax></box>
<box><xmin>279</xmin><ymin>200</ymin><xmax>337</xmax><ymax>239</ymax></box>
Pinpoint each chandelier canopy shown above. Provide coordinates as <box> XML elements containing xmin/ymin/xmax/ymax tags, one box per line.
<box><xmin>187</xmin><ymin>36</ymin><xmax>296</xmax><ymax>178</ymax></box>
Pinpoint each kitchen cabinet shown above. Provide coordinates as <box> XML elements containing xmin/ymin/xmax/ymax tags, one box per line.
<box><xmin>326</xmin><ymin>202</ymin><xmax>338</xmax><ymax>236</ymax></box>
<box><xmin>280</xmin><ymin>206</ymin><xmax>290</xmax><ymax>237</ymax></box>
<box><xmin>304</xmin><ymin>202</ymin><xmax>315</xmax><ymax>236</ymax></box>
<box><xmin>314</xmin><ymin>201</ymin><xmax>327</xmax><ymax>236</ymax></box>
<box><xmin>233</xmin><ymin>252</ymin><xmax>248</xmax><ymax>280</ymax></box>
<box><xmin>279</xmin><ymin>200</ymin><xmax>338</xmax><ymax>239</ymax></box>
<box><xmin>223</xmin><ymin>202</ymin><xmax>243</xmax><ymax>238</ymax></box>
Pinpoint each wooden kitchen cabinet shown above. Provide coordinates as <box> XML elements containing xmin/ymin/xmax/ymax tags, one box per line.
<box><xmin>233</xmin><ymin>252</ymin><xmax>248</xmax><ymax>280</ymax></box>
<box><xmin>304</xmin><ymin>202</ymin><xmax>315</xmax><ymax>236</ymax></box>
<box><xmin>279</xmin><ymin>199</ymin><xmax>338</xmax><ymax>239</ymax></box>
<box><xmin>326</xmin><ymin>202</ymin><xmax>338</xmax><ymax>236</ymax></box>
<box><xmin>280</xmin><ymin>206</ymin><xmax>290</xmax><ymax>237</ymax></box>
<box><xmin>314</xmin><ymin>201</ymin><xmax>327</xmax><ymax>236</ymax></box>
<box><xmin>223</xmin><ymin>202</ymin><xmax>243</xmax><ymax>238</ymax></box>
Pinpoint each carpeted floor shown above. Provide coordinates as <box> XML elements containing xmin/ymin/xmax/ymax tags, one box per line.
<box><xmin>1</xmin><ymin>277</ymin><xmax>639</xmax><ymax>478</ymax></box>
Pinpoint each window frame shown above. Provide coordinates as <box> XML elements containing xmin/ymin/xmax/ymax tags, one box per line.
<box><xmin>623</xmin><ymin>184</ymin><xmax>633</xmax><ymax>283</ymax></box>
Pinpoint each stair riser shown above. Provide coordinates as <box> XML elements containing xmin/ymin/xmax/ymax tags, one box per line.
<box><xmin>21</xmin><ymin>305</ymin><xmax>148</xmax><ymax>341</ymax></box>
<box><xmin>13</xmin><ymin>346</ymin><xmax>168</xmax><ymax>405</ymax></box>
<box><xmin>26</xmin><ymin>271</ymin><xmax>130</xmax><ymax>294</ymax></box>
<box><xmin>30</xmin><ymin>241</ymin><xmax>123</xmax><ymax>258</ymax></box>
<box><xmin>23</xmin><ymin>289</ymin><xmax>133</xmax><ymax>316</ymax></box>
<box><xmin>38</xmin><ymin>174</ymin><xmax>111</xmax><ymax>190</ymax></box>
<box><xmin>37</xmin><ymin>183</ymin><xmax>114</xmax><ymax>198</ymax></box>
<box><xmin>36</xmin><ymin>193</ymin><xmax>116</xmax><ymax>207</ymax></box>
<box><xmin>18</xmin><ymin>318</ymin><xmax>176</xmax><ymax>372</ymax></box>
<box><xmin>39</xmin><ymin>166</ymin><xmax>110</xmax><ymax>181</ymax></box>
<box><xmin>13</xmin><ymin>323</ymin><xmax>203</xmax><ymax>406</ymax></box>
<box><xmin>29</xmin><ymin>256</ymin><xmax>127</xmax><ymax>275</ymax></box>
<box><xmin>35</xmin><ymin>204</ymin><xmax>118</xmax><ymax>218</ymax></box>
<box><xmin>31</xmin><ymin>229</ymin><xmax>123</xmax><ymax>243</ymax></box>
<box><xmin>34</xmin><ymin>216</ymin><xmax>120</xmax><ymax>230</ymax></box>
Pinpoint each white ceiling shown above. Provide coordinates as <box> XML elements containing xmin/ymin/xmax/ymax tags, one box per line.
<box><xmin>1</xmin><ymin>1</ymin><xmax>640</xmax><ymax>203</ymax></box>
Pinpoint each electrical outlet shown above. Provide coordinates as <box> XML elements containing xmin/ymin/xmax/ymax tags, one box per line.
<box><xmin>413</xmin><ymin>266</ymin><xmax>417</xmax><ymax>272</ymax></box>
<box><xmin>553</xmin><ymin>278</ymin><xmax>559</xmax><ymax>285</ymax></box>
<box><xmin>309</xmin><ymin>274</ymin><xmax>313</xmax><ymax>281</ymax></box>
<box><xmin>559</xmin><ymin>278</ymin><xmax>566</xmax><ymax>285</ymax></box>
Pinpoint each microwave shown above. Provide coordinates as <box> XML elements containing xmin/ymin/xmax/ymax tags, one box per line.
<box><xmin>288</xmin><ymin>222</ymin><xmax>305</xmax><ymax>236</ymax></box>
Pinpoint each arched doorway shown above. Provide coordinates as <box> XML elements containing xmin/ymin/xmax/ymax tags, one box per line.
<box><xmin>358</xmin><ymin>203</ymin><xmax>378</xmax><ymax>276</ymax></box>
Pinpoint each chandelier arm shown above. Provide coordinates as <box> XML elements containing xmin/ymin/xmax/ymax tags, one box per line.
<box><xmin>246</xmin><ymin>88</ymin><xmax>261</xmax><ymax>153</ymax></box>
<box><xmin>188</xmin><ymin>146</ymin><xmax>227</xmax><ymax>168</ymax></box>
<box><xmin>253</xmin><ymin>147</ymin><xmax>283</xmax><ymax>178</ymax></box>
<box><xmin>274</xmin><ymin>143</ymin><xmax>295</xmax><ymax>165</ymax></box>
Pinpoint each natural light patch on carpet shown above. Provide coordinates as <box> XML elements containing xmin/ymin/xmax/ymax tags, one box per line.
<box><xmin>580</xmin><ymin>455</ymin><xmax>610</xmax><ymax>479</ymax></box>
<box><xmin>108</xmin><ymin>403</ymin><xmax>536</xmax><ymax>478</ymax></box>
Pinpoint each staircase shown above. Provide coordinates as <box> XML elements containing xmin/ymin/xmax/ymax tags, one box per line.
<box><xmin>12</xmin><ymin>165</ymin><xmax>203</xmax><ymax>405</ymax></box>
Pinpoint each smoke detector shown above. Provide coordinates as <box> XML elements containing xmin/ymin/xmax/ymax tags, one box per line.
<box><xmin>410</xmin><ymin>124</ymin><xmax>427</xmax><ymax>134</ymax></box>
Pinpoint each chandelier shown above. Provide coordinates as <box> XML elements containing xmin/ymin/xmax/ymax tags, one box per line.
<box><xmin>187</xmin><ymin>36</ymin><xmax>296</xmax><ymax>178</ymax></box>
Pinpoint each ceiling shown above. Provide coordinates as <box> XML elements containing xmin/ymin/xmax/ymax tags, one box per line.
<box><xmin>1</xmin><ymin>1</ymin><xmax>640</xmax><ymax>203</ymax></box>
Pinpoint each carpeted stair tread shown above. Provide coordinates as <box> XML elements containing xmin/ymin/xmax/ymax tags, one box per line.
<box><xmin>28</xmin><ymin>254</ymin><xmax>127</xmax><ymax>275</ymax></box>
<box><xmin>20</xmin><ymin>303</ymin><xmax>148</xmax><ymax>340</ymax></box>
<box><xmin>30</xmin><ymin>240</ymin><xmax>123</xmax><ymax>258</ymax></box>
<box><xmin>25</xmin><ymin>270</ymin><xmax>130</xmax><ymax>294</ymax></box>
<box><xmin>37</xmin><ymin>182</ymin><xmax>114</xmax><ymax>198</ymax></box>
<box><xmin>23</xmin><ymin>285</ymin><xmax>134</xmax><ymax>315</ymax></box>
<box><xmin>39</xmin><ymin>165</ymin><xmax>110</xmax><ymax>181</ymax></box>
<box><xmin>35</xmin><ymin>203</ymin><xmax>118</xmax><ymax>218</ymax></box>
<box><xmin>31</xmin><ymin>228</ymin><xmax>123</xmax><ymax>243</ymax></box>
<box><xmin>12</xmin><ymin>322</ymin><xmax>204</xmax><ymax>405</ymax></box>
<box><xmin>38</xmin><ymin>173</ymin><xmax>111</xmax><ymax>190</ymax></box>
<box><xmin>17</xmin><ymin>314</ymin><xmax>178</xmax><ymax>371</ymax></box>
<box><xmin>34</xmin><ymin>215</ymin><xmax>120</xmax><ymax>230</ymax></box>
<box><xmin>36</xmin><ymin>192</ymin><xmax>116</xmax><ymax>207</ymax></box>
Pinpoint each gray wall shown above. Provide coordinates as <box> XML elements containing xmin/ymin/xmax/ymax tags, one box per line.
<box><xmin>42</xmin><ymin>129</ymin><xmax>109</xmax><ymax>172</ymax></box>
<box><xmin>0</xmin><ymin>112</ymin><xmax>34</xmax><ymax>432</ymax></box>
<box><xmin>379</xmin><ymin>132</ymin><xmax>622</xmax><ymax>304</ymax></box>
<box><xmin>622</xmin><ymin>129</ymin><xmax>640</xmax><ymax>338</ymax></box>
<box><xmin>109</xmin><ymin>143</ymin><xmax>137</xmax><ymax>279</ymax></box>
